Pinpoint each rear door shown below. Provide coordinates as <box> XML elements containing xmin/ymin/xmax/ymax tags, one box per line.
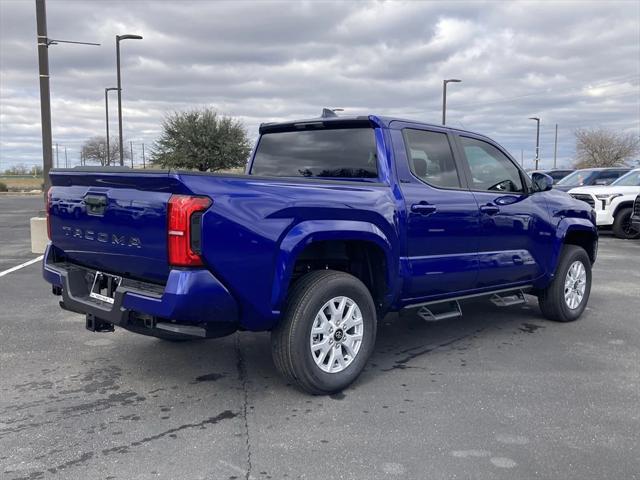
<box><xmin>391</xmin><ymin>124</ymin><xmax>480</xmax><ymax>302</ymax></box>
<box><xmin>453</xmin><ymin>134</ymin><xmax>551</xmax><ymax>288</ymax></box>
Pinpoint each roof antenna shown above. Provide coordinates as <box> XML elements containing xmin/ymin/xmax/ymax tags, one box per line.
<box><xmin>321</xmin><ymin>108</ymin><xmax>339</xmax><ymax>118</ymax></box>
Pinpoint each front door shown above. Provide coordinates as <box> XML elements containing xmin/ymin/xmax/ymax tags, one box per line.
<box><xmin>454</xmin><ymin>134</ymin><xmax>550</xmax><ymax>288</ymax></box>
<box><xmin>393</xmin><ymin>126</ymin><xmax>480</xmax><ymax>303</ymax></box>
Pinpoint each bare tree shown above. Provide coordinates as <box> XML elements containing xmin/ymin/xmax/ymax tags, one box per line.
<box><xmin>574</xmin><ymin>128</ymin><xmax>639</xmax><ymax>168</ymax></box>
<box><xmin>81</xmin><ymin>136</ymin><xmax>129</xmax><ymax>166</ymax></box>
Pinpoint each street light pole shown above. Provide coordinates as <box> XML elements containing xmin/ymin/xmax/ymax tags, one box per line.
<box><xmin>35</xmin><ymin>0</ymin><xmax>99</xmax><ymax>204</ymax></box>
<box><xmin>442</xmin><ymin>79</ymin><xmax>461</xmax><ymax>125</ymax></box>
<box><xmin>553</xmin><ymin>123</ymin><xmax>558</xmax><ymax>169</ymax></box>
<box><xmin>35</xmin><ymin>0</ymin><xmax>53</xmax><ymax>205</ymax></box>
<box><xmin>104</xmin><ymin>87</ymin><xmax>118</xmax><ymax>166</ymax></box>
<box><xmin>529</xmin><ymin>117</ymin><xmax>540</xmax><ymax>170</ymax></box>
<box><xmin>116</xmin><ymin>34</ymin><xmax>143</xmax><ymax>166</ymax></box>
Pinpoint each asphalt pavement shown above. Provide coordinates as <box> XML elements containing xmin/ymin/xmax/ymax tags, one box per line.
<box><xmin>1</xmin><ymin>195</ymin><xmax>639</xmax><ymax>480</ymax></box>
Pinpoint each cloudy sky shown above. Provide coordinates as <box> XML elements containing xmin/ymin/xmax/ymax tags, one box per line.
<box><xmin>1</xmin><ymin>0</ymin><xmax>639</xmax><ymax>171</ymax></box>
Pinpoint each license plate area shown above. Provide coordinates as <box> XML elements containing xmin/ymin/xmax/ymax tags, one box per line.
<box><xmin>89</xmin><ymin>271</ymin><xmax>121</xmax><ymax>304</ymax></box>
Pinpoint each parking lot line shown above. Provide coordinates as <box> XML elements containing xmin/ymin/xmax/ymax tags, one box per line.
<box><xmin>0</xmin><ymin>255</ymin><xmax>43</xmax><ymax>277</ymax></box>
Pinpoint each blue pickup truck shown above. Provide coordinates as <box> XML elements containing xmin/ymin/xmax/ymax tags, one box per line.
<box><xmin>43</xmin><ymin>113</ymin><xmax>597</xmax><ymax>394</ymax></box>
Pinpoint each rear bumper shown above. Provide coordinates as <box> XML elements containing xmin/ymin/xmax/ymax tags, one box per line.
<box><xmin>42</xmin><ymin>244</ymin><xmax>239</xmax><ymax>336</ymax></box>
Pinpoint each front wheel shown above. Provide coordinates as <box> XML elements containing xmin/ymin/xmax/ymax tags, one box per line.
<box><xmin>538</xmin><ymin>245</ymin><xmax>592</xmax><ymax>322</ymax></box>
<box><xmin>612</xmin><ymin>207</ymin><xmax>640</xmax><ymax>239</ymax></box>
<box><xmin>271</xmin><ymin>270</ymin><xmax>377</xmax><ymax>395</ymax></box>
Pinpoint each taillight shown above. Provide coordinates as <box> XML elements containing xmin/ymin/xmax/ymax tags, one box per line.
<box><xmin>46</xmin><ymin>188</ymin><xmax>52</xmax><ymax>240</ymax></box>
<box><xmin>167</xmin><ymin>195</ymin><xmax>211</xmax><ymax>266</ymax></box>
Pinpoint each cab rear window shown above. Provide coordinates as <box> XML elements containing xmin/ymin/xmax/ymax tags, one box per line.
<box><xmin>250</xmin><ymin>128</ymin><xmax>378</xmax><ymax>179</ymax></box>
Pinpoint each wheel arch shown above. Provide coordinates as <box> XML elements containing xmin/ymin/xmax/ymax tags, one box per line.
<box><xmin>270</xmin><ymin>220</ymin><xmax>398</xmax><ymax>315</ymax></box>
<box><xmin>556</xmin><ymin>219</ymin><xmax>598</xmax><ymax>266</ymax></box>
<box><xmin>612</xmin><ymin>200</ymin><xmax>635</xmax><ymax>218</ymax></box>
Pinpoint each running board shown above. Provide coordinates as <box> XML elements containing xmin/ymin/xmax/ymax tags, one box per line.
<box><xmin>490</xmin><ymin>289</ymin><xmax>527</xmax><ymax>307</ymax></box>
<box><xmin>417</xmin><ymin>301</ymin><xmax>462</xmax><ymax>322</ymax></box>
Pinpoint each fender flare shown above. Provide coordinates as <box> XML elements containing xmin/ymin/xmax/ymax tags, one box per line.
<box><xmin>550</xmin><ymin>218</ymin><xmax>598</xmax><ymax>276</ymax></box>
<box><xmin>611</xmin><ymin>199</ymin><xmax>635</xmax><ymax>218</ymax></box>
<box><xmin>270</xmin><ymin>220</ymin><xmax>397</xmax><ymax>313</ymax></box>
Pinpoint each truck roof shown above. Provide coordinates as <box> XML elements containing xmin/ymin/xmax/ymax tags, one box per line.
<box><xmin>259</xmin><ymin>113</ymin><xmax>492</xmax><ymax>140</ymax></box>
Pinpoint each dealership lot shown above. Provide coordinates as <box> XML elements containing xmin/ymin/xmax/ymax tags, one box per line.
<box><xmin>1</xmin><ymin>195</ymin><xmax>639</xmax><ymax>480</ymax></box>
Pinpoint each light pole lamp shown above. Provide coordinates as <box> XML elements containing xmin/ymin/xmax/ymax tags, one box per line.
<box><xmin>442</xmin><ymin>78</ymin><xmax>461</xmax><ymax>125</ymax></box>
<box><xmin>116</xmin><ymin>34</ymin><xmax>143</xmax><ymax>166</ymax></box>
<box><xmin>529</xmin><ymin>117</ymin><xmax>540</xmax><ymax>170</ymax></box>
<box><xmin>104</xmin><ymin>87</ymin><xmax>119</xmax><ymax>166</ymax></box>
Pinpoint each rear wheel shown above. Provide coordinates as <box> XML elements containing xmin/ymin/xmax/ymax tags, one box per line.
<box><xmin>538</xmin><ymin>245</ymin><xmax>591</xmax><ymax>322</ymax></box>
<box><xmin>271</xmin><ymin>270</ymin><xmax>377</xmax><ymax>394</ymax></box>
<box><xmin>612</xmin><ymin>207</ymin><xmax>640</xmax><ymax>239</ymax></box>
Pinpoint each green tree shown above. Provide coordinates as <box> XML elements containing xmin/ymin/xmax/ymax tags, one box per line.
<box><xmin>151</xmin><ymin>108</ymin><xmax>251</xmax><ymax>172</ymax></box>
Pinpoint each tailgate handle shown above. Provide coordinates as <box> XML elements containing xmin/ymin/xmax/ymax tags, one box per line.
<box><xmin>84</xmin><ymin>194</ymin><xmax>108</xmax><ymax>216</ymax></box>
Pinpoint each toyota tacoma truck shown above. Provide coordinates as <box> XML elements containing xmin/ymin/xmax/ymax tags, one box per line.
<box><xmin>569</xmin><ymin>168</ymin><xmax>640</xmax><ymax>239</ymax></box>
<box><xmin>43</xmin><ymin>113</ymin><xmax>598</xmax><ymax>394</ymax></box>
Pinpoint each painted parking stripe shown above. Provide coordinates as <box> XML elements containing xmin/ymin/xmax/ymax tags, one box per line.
<box><xmin>0</xmin><ymin>255</ymin><xmax>44</xmax><ymax>278</ymax></box>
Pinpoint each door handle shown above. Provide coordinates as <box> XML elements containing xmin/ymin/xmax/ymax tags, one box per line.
<box><xmin>480</xmin><ymin>204</ymin><xmax>500</xmax><ymax>215</ymax></box>
<box><xmin>411</xmin><ymin>203</ymin><xmax>437</xmax><ymax>215</ymax></box>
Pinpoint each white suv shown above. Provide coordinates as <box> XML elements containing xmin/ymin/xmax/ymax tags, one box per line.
<box><xmin>569</xmin><ymin>168</ymin><xmax>640</xmax><ymax>239</ymax></box>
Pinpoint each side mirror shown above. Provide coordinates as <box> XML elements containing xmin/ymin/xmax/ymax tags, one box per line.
<box><xmin>531</xmin><ymin>172</ymin><xmax>553</xmax><ymax>192</ymax></box>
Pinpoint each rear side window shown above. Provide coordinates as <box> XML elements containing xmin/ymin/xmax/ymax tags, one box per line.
<box><xmin>250</xmin><ymin>128</ymin><xmax>378</xmax><ymax>178</ymax></box>
<box><xmin>460</xmin><ymin>136</ymin><xmax>524</xmax><ymax>193</ymax></box>
<box><xmin>403</xmin><ymin>129</ymin><xmax>461</xmax><ymax>189</ymax></box>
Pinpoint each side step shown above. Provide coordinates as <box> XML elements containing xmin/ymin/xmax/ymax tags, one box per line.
<box><xmin>417</xmin><ymin>301</ymin><xmax>462</xmax><ymax>322</ymax></box>
<box><xmin>490</xmin><ymin>289</ymin><xmax>527</xmax><ymax>307</ymax></box>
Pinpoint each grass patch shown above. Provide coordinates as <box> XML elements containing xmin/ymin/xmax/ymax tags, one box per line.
<box><xmin>0</xmin><ymin>176</ymin><xmax>43</xmax><ymax>192</ymax></box>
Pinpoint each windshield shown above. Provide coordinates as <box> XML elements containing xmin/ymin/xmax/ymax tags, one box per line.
<box><xmin>612</xmin><ymin>170</ymin><xmax>640</xmax><ymax>186</ymax></box>
<box><xmin>557</xmin><ymin>170</ymin><xmax>597</xmax><ymax>187</ymax></box>
<box><xmin>251</xmin><ymin>128</ymin><xmax>378</xmax><ymax>179</ymax></box>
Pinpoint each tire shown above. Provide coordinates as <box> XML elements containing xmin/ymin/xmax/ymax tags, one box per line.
<box><xmin>271</xmin><ymin>270</ymin><xmax>377</xmax><ymax>395</ymax></box>
<box><xmin>538</xmin><ymin>245</ymin><xmax>591</xmax><ymax>322</ymax></box>
<box><xmin>612</xmin><ymin>207</ymin><xmax>640</xmax><ymax>239</ymax></box>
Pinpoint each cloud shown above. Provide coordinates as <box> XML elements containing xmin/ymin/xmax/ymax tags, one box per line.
<box><xmin>0</xmin><ymin>0</ymin><xmax>638</xmax><ymax>170</ymax></box>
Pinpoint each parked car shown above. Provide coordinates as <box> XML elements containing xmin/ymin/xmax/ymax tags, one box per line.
<box><xmin>631</xmin><ymin>194</ymin><xmax>640</xmax><ymax>232</ymax></box>
<box><xmin>43</xmin><ymin>113</ymin><xmax>598</xmax><ymax>394</ymax></box>
<box><xmin>554</xmin><ymin>167</ymin><xmax>630</xmax><ymax>192</ymax></box>
<box><xmin>529</xmin><ymin>169</ymin><xmax>574</xmax><ymax>184</ymax></box>
<box><xmin>569</xmin><ymin>168</ymin><xmax>640</xmax><ymax>239</ymax></box>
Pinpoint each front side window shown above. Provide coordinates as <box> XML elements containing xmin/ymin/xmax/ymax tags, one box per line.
<box><xmin>460</xmin><ymin>136</ymin><xmax>524</xmax><ymax>193</ymax></box>
<box><xmin>403</xmin><ymin>129</ymin><xmax>461</xmax><ymax>189</ymax></box>
<box><xmin>250</xmin><ymin>128</ymin><xmax>378</xmax><ymax>179</ymax></box>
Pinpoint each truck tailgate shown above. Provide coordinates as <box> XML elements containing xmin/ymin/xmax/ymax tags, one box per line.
<box><xmin>49</xmin><ymin>170</ymin><xmax>189</xmax><ymax>284</ymax></box>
